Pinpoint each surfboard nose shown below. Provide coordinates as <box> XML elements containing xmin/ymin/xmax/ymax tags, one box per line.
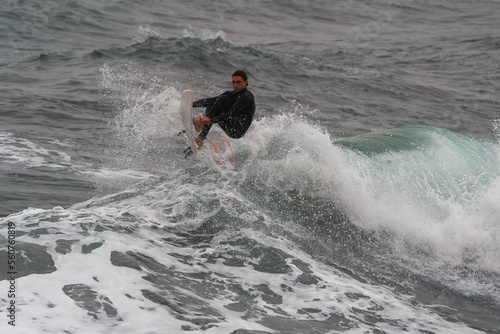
<box><xmin>179</xmin><ymin>90</ymin><xmax>194</xmax><ymax>113</ymax></box>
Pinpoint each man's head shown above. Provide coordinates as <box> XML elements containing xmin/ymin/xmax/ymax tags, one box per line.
<box><xmin>232</xmin><ymin>70</ymin><xmax>248</xmax><ymax>93</ymax></box>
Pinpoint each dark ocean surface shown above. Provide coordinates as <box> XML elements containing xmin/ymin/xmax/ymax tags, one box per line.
<box><xmin>1</xmin><ymin>0</ymin><xmax>499</xmax><ymax>333</ymax></box>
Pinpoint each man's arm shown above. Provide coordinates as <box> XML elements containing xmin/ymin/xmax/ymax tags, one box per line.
<box><xmin>193</xmin><ymin>96</ymin><xmax>217</xmax><ymax>108</ymax></box>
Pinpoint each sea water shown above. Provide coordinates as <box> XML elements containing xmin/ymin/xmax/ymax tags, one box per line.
<box><xmin>1</xmin><ymin>0</ymin><xmax>499</xmax><ymax>333</ymax></box>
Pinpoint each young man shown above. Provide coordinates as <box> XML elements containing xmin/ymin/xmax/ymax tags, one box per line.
<box><xmin>193</xmin><ymin>70</ymin><xmax>255</xmax><ymax>147</ymax></box>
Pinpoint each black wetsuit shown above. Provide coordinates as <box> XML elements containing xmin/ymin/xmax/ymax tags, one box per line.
<box><xmin>193</xmin><ymin>88</ymin><xmax>255</xmax><ymax>139</ymax></box>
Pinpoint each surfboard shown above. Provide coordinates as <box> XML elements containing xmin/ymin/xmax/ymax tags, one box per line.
<box><xmin>178</xmin><ymin>89</ymin><xmax>198</xmax><ymax>157</ymax></box>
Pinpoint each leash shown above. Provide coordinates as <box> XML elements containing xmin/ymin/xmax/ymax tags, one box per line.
<box><xmin>205</xmin><ymin>138</ymin><xmax>236</xmax><ymax>166</ymax></box>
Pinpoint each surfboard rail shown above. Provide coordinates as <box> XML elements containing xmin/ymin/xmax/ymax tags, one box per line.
<box><xmin>178</xmin><ymin>89</ymin><xmax>197</xmax><ymax>156</ymax></box>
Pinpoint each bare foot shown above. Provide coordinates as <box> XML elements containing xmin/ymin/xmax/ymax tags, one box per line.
<box><xmin>200</xmin><ymin>114</ymin><xmax>212</xmax><ymax>125</ymax></box>
<box><xmin>195</xmin><ymin>136</ymin><xmax>204</xmax><ymax>147</ymax></box>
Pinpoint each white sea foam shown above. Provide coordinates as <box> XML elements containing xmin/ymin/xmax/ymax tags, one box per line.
<box><xmin>0</xmin><ymin>178</ymin><xmax>486</xmax><ymax>333</ymax></box>
<box><xmin>182</xmin><ymin>26</ymin><xmax>226</xmax><ymax>41</ymax></box>
<box><xmin>338</xmin><ymin>133</ymin><xmax>500</xmax><ymax>272</ymax></box>
<box><xmin>231</xmin><ymin>116</ymin><xmax>500</xmax><ymax>302</ymax></box>
<box><xmin>0</xmin><ymin>130</ymin><xmax>81</xmax><ymax>170</ymax></box>
<box><xmin>133</xmin><ymin>25</ymin><xmax>162</xmax><ymax>44</ymax></box>
<box><xmin>1</xmin><ymin>125</ymin><xmax>493</xmax><ymax>332</ymax></box>
<box><xmin>80</xmin><ymin>168</ymin><xmax>156</xmax><ymax>181</ymax></box>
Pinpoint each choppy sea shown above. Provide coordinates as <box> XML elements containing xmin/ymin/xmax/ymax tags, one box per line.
<box><xmin>1</xmin><ymin>0</ymin><xmax>499</xmax><ymax>333</ymax></box>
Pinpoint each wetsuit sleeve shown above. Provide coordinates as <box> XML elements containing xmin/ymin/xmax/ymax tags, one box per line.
<box><xmin>192</xmin><ymin>96</ymin><xmax>217</xmax><ymax>108</ymax></box>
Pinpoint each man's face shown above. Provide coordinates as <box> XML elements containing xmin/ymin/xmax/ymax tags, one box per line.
<box><xmin>232</xmin><ymin>76</ymin><xmax>247</xmax><ymax>93</ymax></box>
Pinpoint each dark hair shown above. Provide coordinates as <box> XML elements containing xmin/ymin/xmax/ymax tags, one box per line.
<box><xmin>232</xmin><ymin>70</ymin><xmax>248</xmax><ymax>81</ymax></box>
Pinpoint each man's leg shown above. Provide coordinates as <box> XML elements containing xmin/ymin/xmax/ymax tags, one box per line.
<box><xmin>198</xmin><ymin>95</ymin><xmax>229</xmax><ymax>138</ymax></box>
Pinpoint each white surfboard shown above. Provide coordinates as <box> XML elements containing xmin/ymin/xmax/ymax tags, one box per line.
<box><xmin>178</xmin><ymin>89</ymin><xmax>198</xmax><ymax>156</ymax></box>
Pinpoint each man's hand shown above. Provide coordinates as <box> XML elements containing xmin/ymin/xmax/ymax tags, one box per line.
<box><xmin>193</xmin><ymin>115</ymin><xmax>212</xmax><ymax>132</ymax></box>
<box><xmin>199</xmin><ymin>114</ymin><xmax>212</xmax><ymax>125</ymax></box>
<box><xmin>195</xmin><ymin>136</ymin><xmax>204</xmax><ymax>147</ymax></box>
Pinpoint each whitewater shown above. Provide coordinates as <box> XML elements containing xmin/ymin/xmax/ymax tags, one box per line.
<box><xmin>1</xmin><ymin>0</ymin><xmax>500</xmax><ymax>333</ymax></box>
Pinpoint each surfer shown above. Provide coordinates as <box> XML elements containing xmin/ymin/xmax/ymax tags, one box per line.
<box><xmin>192</xmin><ymin>70</ymin><xmax>255</xmax><ymax>147</ymax></box>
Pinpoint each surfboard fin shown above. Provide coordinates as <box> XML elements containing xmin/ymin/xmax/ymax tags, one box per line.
<box><xmin>184</xmin><ymin>146</ymin><xmax>194</xmax><ymax>159</ymax></box>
